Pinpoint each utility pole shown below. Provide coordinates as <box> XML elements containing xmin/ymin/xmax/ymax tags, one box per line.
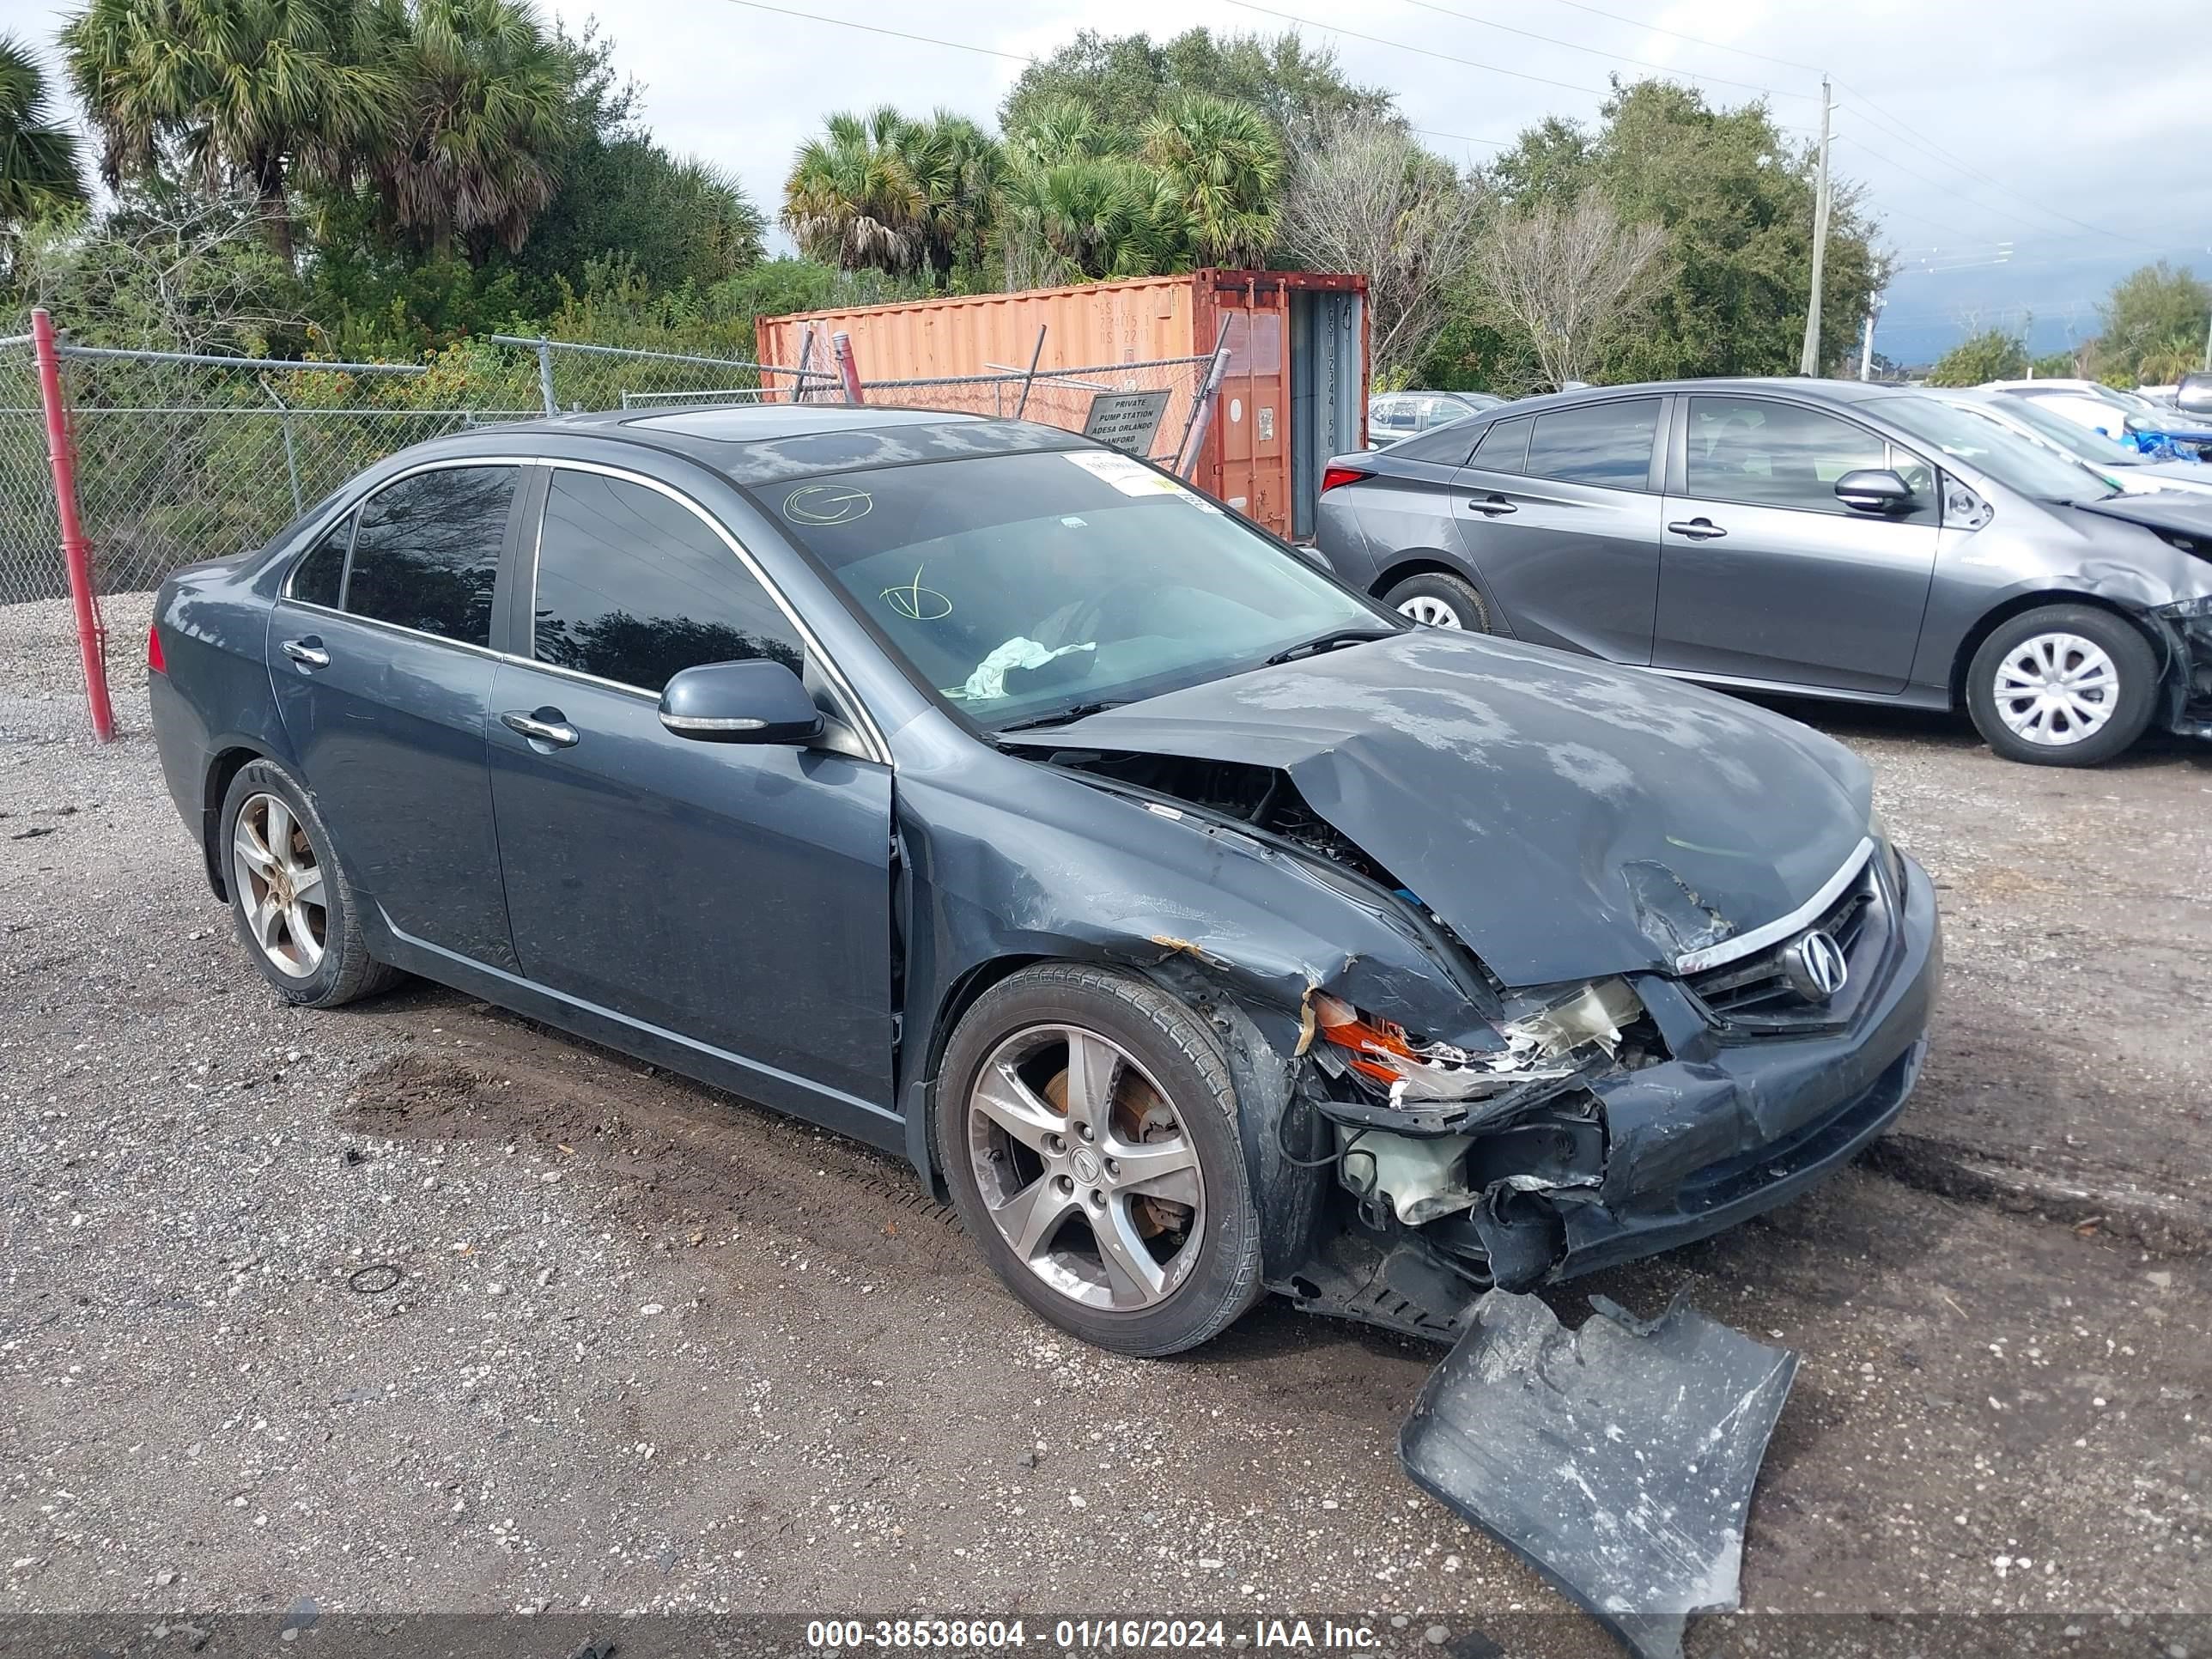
<box><xmin>1859</xmin><ymin>307</ymin><xmax>1879</xmax><ymax>381</ymax></box>
<box><xmin>1798</xmin><ymin>76</ymin><xmax>1833</xmax><ymax>377</ymax></box>
<box><xmin>2202</xmin><ymin>307</ymin><xmax>2210</xmax><ymax>372</ymax></box>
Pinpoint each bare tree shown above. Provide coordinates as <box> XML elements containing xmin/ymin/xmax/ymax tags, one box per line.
<box><xmin>1278</xmin><ymin>114</ymin><xmax>1485</xmax><ymax>380</ymax></box>
<box><xmin>1471</xmin><ymin>198</ymin><xmax>1667</xmax><ymax>391</ymax></box>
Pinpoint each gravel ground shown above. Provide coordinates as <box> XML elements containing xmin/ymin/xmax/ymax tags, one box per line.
<box><xmin>3</xmin><ymin>592</ymin><xmax>2209</xmax><ymax>1651</ymax></box>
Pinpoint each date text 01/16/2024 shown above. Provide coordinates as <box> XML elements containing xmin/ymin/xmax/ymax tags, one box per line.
<box><xmin>805</xmin><ymin>1620</ymin><xmax>1393</xmax><ymax>1650</ymax></box>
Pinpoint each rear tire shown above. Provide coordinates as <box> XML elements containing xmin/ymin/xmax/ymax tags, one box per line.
<box><xmin>1383</xmin><ymin>570</ymin><xmax>1490</xmax><ymax>631</ymax></box>
<box><xmin>934</xmin><ymin>963</ymin><xmax>1261</xmax><ymax>1357</ymax></box>
<box><xmin>1966</xmin><ymin>605</ymin><xmax>2158</xmax><ymax>767</ymax></box>
<box><xmin>219</xmin><ymin>758</ymin><xmax>402</xmax><ymax>1007</ymax></box>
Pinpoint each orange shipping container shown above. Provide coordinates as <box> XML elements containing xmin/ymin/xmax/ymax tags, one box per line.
<box><xmin>755</xmin><ymin>269</ymin><xmax>1368</xmax><ymax>542</ymax></box>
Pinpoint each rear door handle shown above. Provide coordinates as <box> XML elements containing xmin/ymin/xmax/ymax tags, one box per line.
<box><xmin>1468</xmin><ymin>495</ymin><xmax>1517</xmax><ymax>516</ymax></box>
<box><xmin>501</xmin><ymin>708</ymin><xmax>579</xmax><ymax>749</ymax></box>
<box><xmin>280</xmin><ymin>636</ymin><xmax>329</xmax><ymax>667</ymax></box>
<box><xmin>1667</xmin><ymin>518</ymin><xmax>1727</xmax><ymax>540</ymax></box>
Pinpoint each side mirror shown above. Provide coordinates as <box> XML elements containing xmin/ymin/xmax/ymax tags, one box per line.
<box><xmin>1834</xmin><ymin>468</ymin><xmax>1915</xmax><ymax>514</ymax></box>
<box><xmin>659</xmin><ymin>658</ymin><xmax>824</xmax><ymax>745</ymax></box>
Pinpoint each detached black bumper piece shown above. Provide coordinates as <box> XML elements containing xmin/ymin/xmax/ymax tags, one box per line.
<box><xmin>1401</xmin><ymin>1291</ymin><xmax>1798</xmax><ymax>1659</ymax></box>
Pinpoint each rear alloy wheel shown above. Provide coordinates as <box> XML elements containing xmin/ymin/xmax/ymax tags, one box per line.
<box><xmin>1966</xmin><ymin>604</ymin><xmax>2158</xmax><ymax>767</ymax></box>
<box><xmin>936</xmin><ymin>964</ymin><xmax>1261</xmax><ymax>1356</ymax></box>
<box><xmin>218</xmin><ymin>759</ymin><xmax>401</xmax><ymax>1006</ymax></box>
<box><xmin>1383</xmin><ymin>570</ymin><xmax>1489</xmax><ymax>632</ymax></box>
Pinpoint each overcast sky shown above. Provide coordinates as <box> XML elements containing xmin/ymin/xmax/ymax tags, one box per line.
<box><xmin>9</xmin><ymin>0</ymin><xmax>2209</xmax><ymax>363</ymax></box>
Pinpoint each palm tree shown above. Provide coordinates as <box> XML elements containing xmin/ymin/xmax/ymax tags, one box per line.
<box><xmin>61</xmin><ymin>0</ymin><xmax>389</xmax><ymax>259</ymax></box>
<box><xmin>1141</xmin><ymin>92</ymin><xmax>1283</xmax><ymax>268</ymax></box>
<box><xmin>0</xmin><ymin>35</ymin><xmax>88</xmax><ymax>224</ymax></box>
<box><xmin>782</xmin><ymin>106</ymin><xmax>921</xmax><ymax>275</ymax></box>
<box><xmin>890</xmin><ymin>111</ymin><xmax>1000</xmax><ymax>284</ymax></box>
<box><xmin>999</xmin><ymin>153</ymin><xmax>1182</xmax><ymax>287</ymax></box>
<box><xmin>363</xmin><ymin>0</ymin><xmax>574</xmax><ymax>258</ymax></box>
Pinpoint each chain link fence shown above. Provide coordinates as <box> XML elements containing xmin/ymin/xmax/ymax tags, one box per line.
<box><xmin>0</xmin><ymin>317</ymin><xmax>1223</xmax><ymax>737</ymax></box>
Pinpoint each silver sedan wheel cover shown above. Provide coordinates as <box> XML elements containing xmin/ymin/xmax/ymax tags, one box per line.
<box><xmin>1397</xmin><ymin>594</ymin><xmax>1464</xmax><ymax>629</ymax></box>
<box><xmin>231</xmin><ymin>792</ymin><xmax>327</xmax><ymax>979</ymax></box>
<box><xmin>1992</xmin><ymin>632</ymin><xmax>2119</xmax><ymax>747</ymax></box>
<box><xmin>965</xmin><ymin>1024</ymin><xmax>1206</xmax><ymax>1312</ymax></box>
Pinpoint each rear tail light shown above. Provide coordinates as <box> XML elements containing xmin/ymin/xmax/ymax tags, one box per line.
<box><xmin>147</xmin><ymin>623</ymin><xmax>166</xmax><ymax>675</ymax></box>
<box><xmin>1321</xmin><ymin>465</ymin><xmax>1370</xmax><ymax>494</ymax></box>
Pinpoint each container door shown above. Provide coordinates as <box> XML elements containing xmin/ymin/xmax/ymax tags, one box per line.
<box><xmin>1289</xmin><ymin>288</ymin><xmax>1364</xmax><ymax>541</ymax></box>
<box><xmin>1206</xmin><ymin>282</ymin><xmax>1293</xmax><ymax>537</ymax></box>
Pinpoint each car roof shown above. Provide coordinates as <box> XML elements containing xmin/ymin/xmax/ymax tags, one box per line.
<box><xmin>410</xmin><ymin>402</ymin><xmax>1090</xmax><ymax>487</ymax></box>
<box><xmin>1464</xmin><ymin>376</ymin><xmax>1903</xmax><ymax>417</ymax></box>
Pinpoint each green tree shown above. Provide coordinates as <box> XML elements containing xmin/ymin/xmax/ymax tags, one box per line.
<box><xmin>362</xmin><ymin>0</ymin><xmax>575</xmax><ymax>258</ymax></box>
<box><xmin>1480</xmin><ymin>81</ymin><xmax>1887</xmax><ymax>381</ymax></box>
<box><xmin>61</xmin><ymin>0</ymin><xmax>390</xmax><ymax>258</ymax></box>
<box><xmin>1927</xmin><ymin>327</ymin><xmax>2027</xmax><ymax>386</ymax></box>
<box><xmin>888</xmin><ymin>111</ymin><xmax>1002</xmax><ymax>284</ymax></box>
<box><xmin>782</xmin><ymin>106</ymin><xmax>921</xmax><ymax>275</ymax></box>
<box><xmin>1140</xmin><ymin>92</ymin><xmax>1282</xmax><ymax>267</ymax></box>
<box><xmin>0</xmin><ymin>35</ymin><xmax>88</xmax><ymax>224</ymax></box>
<box><xmin>998</xmin><ymin>151</ymin><xmax>1182</xmax><ymax>286</ymax></box>
<box><xmin>1000</xmin><ymin>27</ymin><xmax>1388</xmax><ymax>152</ymax></box>
<box><xmin>2030</xmin><ymin>348</ymin><xmax>2080</xmax><ymax>378</ymax></box>
<box><xmin>2094</xmin><ymin>262</ymin><xmax>2209</xmax><ymax>383</ymax></box>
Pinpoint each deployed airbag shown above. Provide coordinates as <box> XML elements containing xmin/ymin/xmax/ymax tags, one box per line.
<box><xmin>1399</xmin><ymin>1290</ymin><xmax>1797</xmax><ymax>1659</ymax></box>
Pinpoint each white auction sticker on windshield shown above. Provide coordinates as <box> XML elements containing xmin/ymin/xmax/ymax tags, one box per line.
<box><xmin>1061</xmin><ymin>450</ymin><xmax>1194</xmax><ymax>499</ymax></box>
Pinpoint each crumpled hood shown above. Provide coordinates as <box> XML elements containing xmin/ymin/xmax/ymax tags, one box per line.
<box><xmin>1012</xmin><ymin>630</ymin><xmax>1872</xmax><ymax>987</ymax></box>
<box><xmin>2074</xmin><ymin>490</ymin><xmax>2212</xmax><ymax>553</ymax></box>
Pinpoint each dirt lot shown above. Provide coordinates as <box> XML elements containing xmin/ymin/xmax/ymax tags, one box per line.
<box><xmin>3</xmin><ymin>595</ymin><xmax>2209</xmax><ymax>1652</ymax></box>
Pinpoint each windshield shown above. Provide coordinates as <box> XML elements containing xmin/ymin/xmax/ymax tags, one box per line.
<box><xmin>1882</xmin><ymin>397</ymin><xmax>2119</xmax><ymax>503</ymax></box>
<box><xmin>1950</xmin><ymin>395</ymin><xmax>2137</xmax><ymax>467</ymax></box>
<box><xmin>763</xmin><ymin>448</ymin><xmax>1395</xmax><ymax>729</ymax></box>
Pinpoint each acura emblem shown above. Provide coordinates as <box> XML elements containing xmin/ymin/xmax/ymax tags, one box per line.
<box><xmin>1783</xmin><ymin>930</ymin><xmax>1850</xmax><ymax>1002</ymax></box>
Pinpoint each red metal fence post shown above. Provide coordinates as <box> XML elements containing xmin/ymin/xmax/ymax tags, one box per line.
<box><xmin>30</xmin><ymin>307</ymin><xmax>114</xmax><ymax>742</ymax></box>
<box><xmin>832</xmin><ymin>331</ymin><xmax>865</xmax><ymax>404</ymax></box>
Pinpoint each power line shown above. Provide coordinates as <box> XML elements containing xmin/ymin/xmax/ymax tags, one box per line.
<box><xmin>1522</xmin><ymin>0</ymin><xmax>1827</xmax><ymax>74</ymax></box>
<box><xmin>1225</xmin><ymin>0</ymin><xmax>1820</xmax><ymax>133</ymax></box>
<box><xmin>1834</xmin><ymin>82</ymin><xmax>2165</xmax><ymax>251</ymax></box>
<box><xmin>713</xmin><ymin>0</ymin><xmax>1030</xmax><ymax>64</ymax></box>
<box><xmin>1388</xmin><ymin>0</ymin><xmax>1819</xmax><ymax>101</ymax></box>
<box><xmin>1413</xmin><ymin>127</ymin><xmax>1512</xmax><ymax>150</ymax></box>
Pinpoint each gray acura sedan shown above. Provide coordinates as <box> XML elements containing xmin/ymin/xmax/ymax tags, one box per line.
<box><xmin>149</xmin><ymin>406</ymin><xmax>1937</xmax><ymax>1359</ymax></box>
<box><xmin>1316</xmin><ymin>378</ymin><xmax>2212</xmax><ymax>766</ymax></box>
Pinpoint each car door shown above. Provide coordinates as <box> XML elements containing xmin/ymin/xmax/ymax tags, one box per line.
<box><xmin>268</xmin><ymin>459</ymin><xmax>523</xmax><ymax>970</ymax></box>
<box><xmin>1656</xmin><ymin>394</ymin><xmax>1941</xmax><ymax>694</ymax></box>
<box><xmin>486</xmin><ymin>462</ymin><xmax>896</xmax><ymax>1123</ymax></box>
<box><xmin>1450</xmin><ymin>397</ymin><xmax>1666</xmax><ymax>663</ymax></box>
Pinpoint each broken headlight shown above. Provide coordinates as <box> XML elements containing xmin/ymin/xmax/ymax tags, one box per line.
<box><xmin>2154</xmin><ymin>593</ymin><xmax>2212</xmax><ymax>623</ymax></box>
<box><xmin>1311</xmin><ymin>978</ymin><xmax>1645</xmax><ymax>1111</ymax></box>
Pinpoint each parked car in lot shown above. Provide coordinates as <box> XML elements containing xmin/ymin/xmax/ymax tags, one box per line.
<box><xmin>1917</xmin><ymin>386</ymin><xmax>2212</xmax><ymax>497</ymax></box>
<box><xmin>1317</xmin><ymin>378</ymin><xmax>2212</xmax><ymax>766</ymax></box>
<box><xmin>1368</xmin><ymin>390</ymin><xmax>1504</xmax><ymax>447</ymax></box>
<box><xmin>1986</xmin><ymin>377</ymin><xmax>2212</xmax><ymax>459</ymax></box>
<box><xmin>148</xmin><ymin>404</ymin><xmax>1938</xmax><ymax>1360</ymax></box>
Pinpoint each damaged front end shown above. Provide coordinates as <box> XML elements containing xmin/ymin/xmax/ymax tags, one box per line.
<box><xmin>1023</xmin><ymin>743</ymin><xmax>1940</xmax><ymax>1341</ymax></box>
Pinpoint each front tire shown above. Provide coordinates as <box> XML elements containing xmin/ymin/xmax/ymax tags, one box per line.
<box><xmin>1966</xmin><ymin>605</ymin><xmax>2159</xmax><ymax>767</ymax></box>
<box><xmin>934</xmin><ymin>964</ymin><xmax>1262</xmax><ymax>1357</ymax></box>
<box><xmin>1383</xmin><ymin>569</ymin><xmax>1489</xmax><ymax>631</ymax></box>
<box><xmin>219</xmin><ymin>758</ymin><xmax>400</xmax><ymax>1007</ymax></box>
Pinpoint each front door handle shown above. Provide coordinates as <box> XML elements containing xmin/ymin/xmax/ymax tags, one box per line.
<box><xmin>280</xmin><ymin>635</ymin><xmax>329</xmax><ymax>668</ymax></box>
<box><xmin>501</xmin><ymin>708</ymin><xmax>579</xmax><ymax>749</ymax></box>
<box><xmin>1667</xmin><ymin>518</ymin><xmax>1727</xmax><ymax>540</ymax></box>
<box><xmin>1468</xmin><ymin>495</ymin><xmax>1517</xmax><ymax>516</ymax></box>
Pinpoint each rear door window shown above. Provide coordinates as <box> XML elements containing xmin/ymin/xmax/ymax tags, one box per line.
<box><xmin>1468</xmin><ymin>416</ymin><xmax>1531</xmax><ymax>473</ymax></box>
<box><xmin>343</xmin><ymin>465</ymin><xmax>515</xmax><ymax>647</ymax></box>
<box><xmin>289</xmin><ymin>515</ymin><xmax>351</xmax><ymax>609</ymax></box>
<box><xmin>1523</xmin><ymin>399</ymin><xmax>1661</xmax><ymax>489</ymax></box>
<box><xmin>531</xmin><ymin>470</ymin><xmax>803</xmax><ymax>692</ymax></box>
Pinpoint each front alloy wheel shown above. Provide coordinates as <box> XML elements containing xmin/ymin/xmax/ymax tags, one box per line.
<box><xmin>936</xmin><ymin>963</ymin><xmax>1261</xmax><ymax>1355</ymax></box>
<box><xmin>1990</xmin><ymin>632</ymin><xmax>2118</xmax><ymax>749</ymax></box>
<box><xmin>966</xmin><ymin>1024</ymin><xmax>1206</xmax><ymax>1311</ymax></box>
